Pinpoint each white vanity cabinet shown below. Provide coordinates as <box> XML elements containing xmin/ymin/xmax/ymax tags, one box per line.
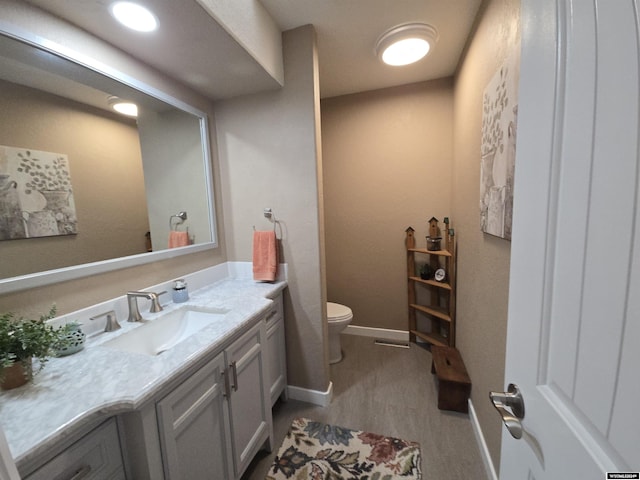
<box><xmin>156</xmin><ymin>352</ymin><xmax>234</xmax><ymax>480</ymax></box>
<box><xmin>24</xmin><ymin>419</ymin><xmax>125</xmax><ymax>480</ymax></box>
<box><xmin>156</xmin><ymin>319</ymin><xmax>272</xmax><ymax>480</ymax></box>
<box><xmin>225</xmin><ymin>318</ymin><xmax>272</xmax><ymax>476</ymax></box>
<box><xmin>265</xmin><ymin>293</ymin><xmax>288</xmax><ymax>406</ymax></box>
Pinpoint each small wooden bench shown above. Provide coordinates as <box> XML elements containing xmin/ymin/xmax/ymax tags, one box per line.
<box><xmin>431</xmin><ymin>346</ymin><xmax>471</xmax><ymax>413</ymax></box>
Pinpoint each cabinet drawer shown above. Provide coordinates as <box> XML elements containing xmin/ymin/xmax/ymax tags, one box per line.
<box><xmin>25</xmin><ymin>419</ymin><xmax>125</xmax><ymax>480</ymax></box>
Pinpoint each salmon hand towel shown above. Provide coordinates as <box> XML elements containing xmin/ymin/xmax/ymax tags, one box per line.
<box><xmin>253</xmin><ymin>230</ymin><xmax>278</xmax><ymax>282</ymax></box>
<box><xmin>169</xmin><ymin>230</ymin><xmax>189</xmax><ymax>248</ymax></box>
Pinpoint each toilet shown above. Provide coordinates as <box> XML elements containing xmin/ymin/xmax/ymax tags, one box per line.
<box><xmin>327</xmin><ymin>302</ymin><xmax>353</xmax><ymax>364</ymax></box>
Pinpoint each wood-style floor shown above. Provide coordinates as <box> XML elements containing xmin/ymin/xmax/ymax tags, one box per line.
<box><xmin>242</xmin><ymin>334</ymin><xmax>488</xmax><ymax>480</ymax></box>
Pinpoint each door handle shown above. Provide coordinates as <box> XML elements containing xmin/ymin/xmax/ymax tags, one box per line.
<box><xmin>222</xmin><ymin>369</ymin><xmax>231</xmax><ymax>398</ymax></box>
<box><xmin>230</xmin><ymin>361</ymin><xmax>238</xmax><ymax>392</ymax></box>
<box><xmin>490</xmin><ymin>383</ymin><xmax>525</xmax><ymax>439</ymax></box>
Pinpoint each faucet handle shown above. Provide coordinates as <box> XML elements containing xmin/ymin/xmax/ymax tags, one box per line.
<box><xmin>90</xmin><ymin>310</ymin><xmax>121</xmax><ymax>332</ymax></box>
<box><xmin>149</xmin><ymin>291</ymin><xmax>167</xmax><ymax>313</ymax></box>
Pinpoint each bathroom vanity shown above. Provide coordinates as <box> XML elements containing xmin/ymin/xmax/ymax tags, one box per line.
<box><xmin>0</xmin><ymin>270</ymin><xmax>287</xmax><ymax>480</ymax></box>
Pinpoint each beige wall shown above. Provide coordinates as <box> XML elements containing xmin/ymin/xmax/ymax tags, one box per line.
<box><xmin>0</xmin><ymin>80</ymin><xmax>149</xmax><ymax>278</ymax></box>
<box><xmin>214</xmin><ymin>26</ymin><xmax>329</xmax><ymax>393</ymax></box>
<box><xmin>321</xmin><ymin>80</ymin><xmax>454</xmax><ymax>330</ymax></box>
<box><xmin>452</xmin><ymin>0</ymin><xmax>520</xmax><ymax>471</ymax></box>
<box><xmin>0</xmin><ymin>2</ymin><xmax>225</xmax><ymax>320</ymax></box>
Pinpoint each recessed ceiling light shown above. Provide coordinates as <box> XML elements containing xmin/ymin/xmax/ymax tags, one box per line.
<box><xmin>108</xmin><ymin>96</ymin><xmax>138</xmax><ymax>117</ymax></box>
<box><xmin>375</xmin><ymin>23</ymin><xmax>438</xmax><ymax>66</ymax></box>
<box><xmin>110</xmin><ymin>2</ymin><xmax>158</xmax><ymax>32</ymax></box>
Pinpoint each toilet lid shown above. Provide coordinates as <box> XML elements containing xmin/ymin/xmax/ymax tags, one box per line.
<box><xmin>327</xmin><ymin>302</ymin><xmax>353</xmax><ymax>321</ymax></box>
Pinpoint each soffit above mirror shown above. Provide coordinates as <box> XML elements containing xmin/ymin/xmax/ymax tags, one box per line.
<box><xmin>22</xmin><ymin>0</ymin><xmax>284</xmax><ymax>101</ymax></box>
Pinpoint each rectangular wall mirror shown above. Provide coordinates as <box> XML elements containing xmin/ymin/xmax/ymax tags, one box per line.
<box><xmin>0</xmin><ymin>30</ymin><xmax>217</xmax><ymax>293</ymax></box>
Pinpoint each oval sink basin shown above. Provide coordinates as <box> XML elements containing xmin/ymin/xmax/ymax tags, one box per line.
<box><xmin>103</xmin><ymin>306</ymin><xmax>230</xmax><ymax>356</ymax></box>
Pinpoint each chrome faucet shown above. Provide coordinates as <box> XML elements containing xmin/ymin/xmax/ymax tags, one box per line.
<box><xmin>126</xmin><ymin>291</ymin><xmax>166</xmax><ymax>322</ymax></box>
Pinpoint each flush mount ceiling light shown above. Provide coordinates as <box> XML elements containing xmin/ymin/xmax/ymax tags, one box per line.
<box><xmin>108</xmin><ymin>96</ymin><xmax>138</xmax><ymax>117</ymax></box>
<box><xmin>110</xmin><ymin>2</ymin><xmax>158</xmax><ymax>32</ymax></box>
<box><xmin>375</xmin><ymin>23</ymin><xmax>439</xmax><ymax>66</ymax></box>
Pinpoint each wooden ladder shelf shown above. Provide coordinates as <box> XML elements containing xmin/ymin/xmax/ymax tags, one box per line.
<box><xmin>405</xmin><ymin>217</ymin><xmax>457</xmax><ymax>347</ymax></box>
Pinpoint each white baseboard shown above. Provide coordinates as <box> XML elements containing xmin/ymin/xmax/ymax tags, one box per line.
<box><xmin>343</xmin><ymin>325</ymin><xmax>409</xmax><ymax>343</ymax></box>
<box><xmin>468</xmin><ymin>399</ymin><xmax>499</xmax><ymax>480</ymax></box>
<box><xmin>287</xmin><ymin>381</ymin><xmax>333</xmax><ymax>407</ymax></box>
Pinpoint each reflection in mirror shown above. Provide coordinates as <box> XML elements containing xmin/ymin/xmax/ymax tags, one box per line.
<box><xmin>0</xmin><ymin>32</ymin><xmax>216</xmax><ymax>287</ymax></box>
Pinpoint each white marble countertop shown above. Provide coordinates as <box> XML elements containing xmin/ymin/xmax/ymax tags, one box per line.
<box><xmin>0</xmin><ymin>274</ymin><xmax>286</xmax><ymax>469</ymax></box>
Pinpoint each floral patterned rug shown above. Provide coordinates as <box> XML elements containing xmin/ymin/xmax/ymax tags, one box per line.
<box><xmin>267</xmin><ymin>417</ymin><xmax>422</xmax><ymax>479</ymax></box>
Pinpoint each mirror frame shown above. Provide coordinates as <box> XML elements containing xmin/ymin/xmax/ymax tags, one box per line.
<box><xmin>0</xmin><ymin>25</ymin><xmax>218</xmax><ymax>295</ymax></box>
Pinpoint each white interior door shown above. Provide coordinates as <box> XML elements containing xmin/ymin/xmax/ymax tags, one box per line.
<box><xmin>497</xmin><ymin>0</ymin><xmax>640</xmax><ymax>478</ymax></box>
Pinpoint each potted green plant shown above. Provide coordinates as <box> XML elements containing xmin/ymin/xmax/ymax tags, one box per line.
<box><xmin>0</xmin><ymin>305</ymin><xmax>62</xmax><ymax>390</ymax></box>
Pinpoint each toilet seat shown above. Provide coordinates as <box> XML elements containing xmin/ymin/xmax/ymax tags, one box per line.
<box><xmin>327</xmin><ymin>302</ymin><xmax>353</xmax><ymax>322</ymax></box>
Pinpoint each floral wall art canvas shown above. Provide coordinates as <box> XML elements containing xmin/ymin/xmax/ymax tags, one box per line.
<box><xmin>480</xmin><ymin>50</ymin><xmax>520</xmax><ymax>240</ymax></box>
<box><xmin>0</xmin><ymin>145</ymin><xmax>77</xmax><ymax>240</ymax></box>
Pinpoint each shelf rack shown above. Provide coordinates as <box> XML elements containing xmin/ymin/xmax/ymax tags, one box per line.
<box><xmin>405</xmin><ymin>218</ymin><xmax>457</xmax><ymax>347</ymax></box>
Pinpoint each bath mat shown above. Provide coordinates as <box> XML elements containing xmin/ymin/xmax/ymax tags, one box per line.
<box><xmin>267</xmin><ymin>417</ymin><xmax>422</xmax><ymax>479</ymax></box>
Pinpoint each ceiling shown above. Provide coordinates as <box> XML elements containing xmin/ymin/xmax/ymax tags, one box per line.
<box><xmin>262</xmin><ymin>0</ymin><xmax>483</xmax><ymax>98</ymax></box>
<box><xmin>22</xmin><ymin>0</ymin><xmax>482</xmax><ymax>100</ymax></box>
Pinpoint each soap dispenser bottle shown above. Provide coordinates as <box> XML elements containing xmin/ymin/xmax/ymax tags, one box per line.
<box><xmin>172</xmin><ymin>279</ymin><xmax>189</xmax><ymax>303</ymax></box>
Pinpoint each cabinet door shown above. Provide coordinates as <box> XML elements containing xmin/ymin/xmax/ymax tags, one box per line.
<box><xmin>266</xmin><ymin>313</ymin><xmax>287</xmax><ymax>406</ymax></box>
<box><xmin>157</xmin><ymin>353</ymin><xmax>233</xmax><ymax>480</ymax></box>
<box><xmin>225</xmin><ymin>321</ymin><xmax>272</xmax><ymax>478</ymax></box>
<box><xmin>25</xmin><ymin>419</ymin><xmax>125</xmax><ymax>480</ymax></box>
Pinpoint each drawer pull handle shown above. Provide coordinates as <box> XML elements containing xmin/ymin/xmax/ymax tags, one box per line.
<box><xmin>265</xmin><ymin>310</ymin><xmax>277</xmax><ymax>322</ymax></box>
<box><xmin>68</xmin><ymin>465</ymin><xmax>92</xmax><ymax>480</ymax></box>
<box><xmin>222</xmin><ymin>369</ymin><xmax>231</xmax><ymax>398</ymax></box>
<box><xmin>231</xmin><ymin>361</ymin><xmax>238</xmax><ymax>392</ymax></box>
